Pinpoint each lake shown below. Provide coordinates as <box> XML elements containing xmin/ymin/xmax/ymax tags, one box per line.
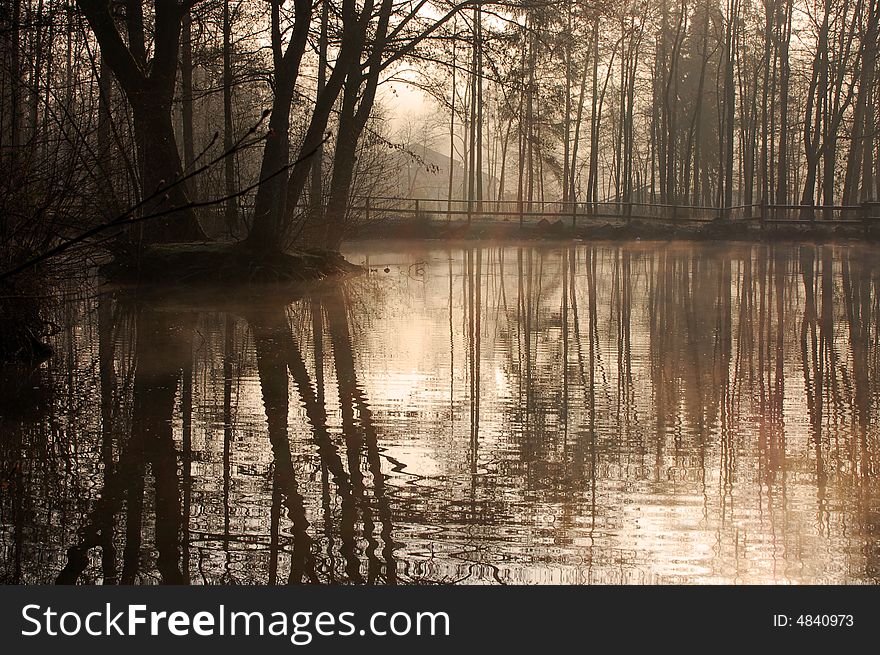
<box><xmin>1</xmin><ymin>240</ymin><xmax>878</xmax><ymax>584</ymax></box>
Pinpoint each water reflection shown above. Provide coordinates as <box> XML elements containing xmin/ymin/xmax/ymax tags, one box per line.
<box><xmin>1</xmin><ymin>241</ymin><xmax>879</xmax><ymax>584</ymax></box>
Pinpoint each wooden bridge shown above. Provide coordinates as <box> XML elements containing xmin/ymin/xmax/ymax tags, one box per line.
<box><xmin>344</xmin><ymin>196</ymin><xmax>880</xmax><ymax>227</ymax></box>
<box><xmin>202</xmin><ymin>197</ymin><xmax>880</xmax><ymax>238</ymax></box>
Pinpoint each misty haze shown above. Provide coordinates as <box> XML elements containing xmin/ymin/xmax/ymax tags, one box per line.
<box><xmin>1</xmin><ymin>0</ymin><xmax>879</xmax><ymax>585</ymax></box>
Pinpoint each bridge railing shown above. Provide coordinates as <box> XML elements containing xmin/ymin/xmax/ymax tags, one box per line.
<box><xmin>198</xmin><ymin>198</ymin><xmax>880</xmax><ymax>235</ymax></box>
<box><xmin>345</xmin><ymin>197</ymin><xmax>737</xmax><ymax>224</ymax></box>
<box><xmin>341</xmin><ymin>197</ymin><xmax>880</xmax><ymax>226</ymax></box>
<box><xmin>759</xmin><ymin>204</ymin><xmax>866</xmax><ymax>224</ymax></box>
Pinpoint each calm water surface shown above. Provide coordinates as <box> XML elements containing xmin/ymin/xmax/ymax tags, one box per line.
<box><xmin>2</xmin><ymin>240</ymin><xmax>879</xmax><ymax>584</ymax></box>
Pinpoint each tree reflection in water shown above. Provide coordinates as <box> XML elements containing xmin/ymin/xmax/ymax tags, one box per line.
<box><xmin>0</xmin><ymin>242</ymin><xmax>878</xmax><ymax>584</ymax></box>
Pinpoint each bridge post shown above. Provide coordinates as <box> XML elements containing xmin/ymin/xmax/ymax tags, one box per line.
<box><xmin>862</xmin><ymin>201</ymin><xmax>880</xmax><ymax>235</ymax></box>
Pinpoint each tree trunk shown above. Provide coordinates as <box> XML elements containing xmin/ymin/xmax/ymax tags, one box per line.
<box><xmin>222</xmin><ymin>0</ymin><xmax>237</xmax><ymax>236</ymax></box>
<box><xmin>180</xmin><ymin>11</ymin><xmax>195</xmax><ymax>173</ymax></box>
<box><xmin>775</xmin><ymin>0</ymin><xmax>793</xmax><ymax>205</ymax></box>
<box><xmin>132</xmin><ymin>97</ymin><xmax>205</xmax><ymax>241</ymax></box>
<box><xmin>844</xmin><ymin>0</ymin><xmax>878</xmax><ymax>203</ymax></box>
<box><xmin>310</xmin><ymin>0</ymin><xmax>330</xmax><ymax>223</ymax></box>
<box><xmin>323</xmin><ymin>75</ymin><xmax>362</xmax><ymax>248</ymax></box>
<box><xmin>0</xmin><ymin>0</ymin><xmax>22</xmax><ymax>156</ymax></box>
<box><xmin>245</xmin><ymin>0</ymin><xmax>313</xmax><ymax>252</ymax></box>
<box><xmin>78</xmin><ymin>0</ymin><xmax>205</xmax><ymax>243</ymax></box>
<box><xmin>320</xmin><ymin>0</ymin><xmax>391</xmax><ymax>251</ymax></box>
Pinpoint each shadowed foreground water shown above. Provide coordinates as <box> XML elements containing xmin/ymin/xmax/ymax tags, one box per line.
<box><xmin>1</xmin><ymin>240</ymin><xmax>879</xmax><ymax>584</ymax></box>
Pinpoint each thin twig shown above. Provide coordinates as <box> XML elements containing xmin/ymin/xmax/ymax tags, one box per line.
<box><xmin>0</xmin><ymin>131</ymin><xmax>330</xmax><ymax>282</ymax></box>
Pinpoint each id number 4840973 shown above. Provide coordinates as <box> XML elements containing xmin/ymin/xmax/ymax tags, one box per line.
<box><xmin>773</xmin><ymin>614</ymin><xmax>854</xmax><ymax>627</ymax></box>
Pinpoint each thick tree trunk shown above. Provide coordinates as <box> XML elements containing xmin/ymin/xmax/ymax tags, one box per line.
<box><xmin>247</xmin><ymin>0</ymin><xmax>362</xmax><ymax>253</ymax></box>
<box><xmin>132</xmin><ymin>97</ymin><xmax>205</xmax><ymax>242</ymax></box>
<box><xmin>316</xmin><ymin>0</ymin><xmax>389</xmax><ymax>251</ymax></box>
<box><xmin>78</xmin><ymin>0</ymin><xmax>205</xmax><ymax>243</ymax></box>
<box><xmin>323</xmin><ymin>76</ymin><xmax>361</xmax><ymax>249</ymax></box>
<box><xmin>248</xmin><ymin>85</ymin><xmax>295</xmax><ymax>252</ymax></box>
<box><xmin>244</xmin><ymin>0</ymin><xmax>312</xmax><ymax>252</ymax></box>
